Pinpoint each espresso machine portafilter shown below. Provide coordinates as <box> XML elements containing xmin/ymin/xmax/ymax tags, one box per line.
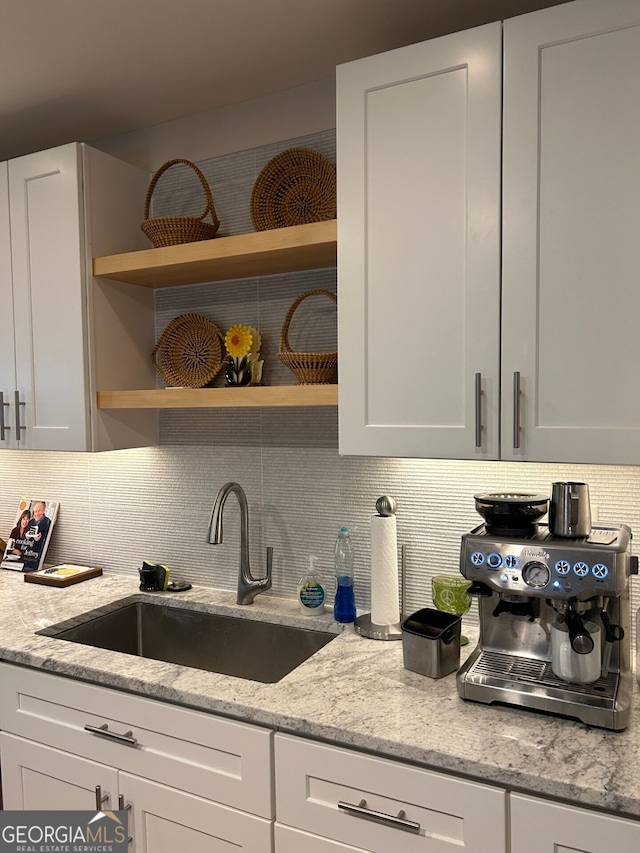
<box><xmin>456</xmin><ymin>491</ymin><xmax>637</xmax><ymax>731</ymax></box>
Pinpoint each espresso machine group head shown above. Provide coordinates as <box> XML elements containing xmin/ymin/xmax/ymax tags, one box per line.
<box><xmin>456</xmin><ymin>490</ymin><xmax>637</xmax><ymax>731</ymax></box>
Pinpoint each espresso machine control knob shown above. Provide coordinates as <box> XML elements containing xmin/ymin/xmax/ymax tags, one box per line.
<box><xmin>522</xmin><ymin>561</ymin><xmax>551</xmax><ymax>589</ymax></box>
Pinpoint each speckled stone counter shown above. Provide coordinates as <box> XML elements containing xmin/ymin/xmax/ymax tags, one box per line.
<box><xmin>1</xmin><ymin>570</ymin><xmax>640</xmax><ymax>819</ymax></box>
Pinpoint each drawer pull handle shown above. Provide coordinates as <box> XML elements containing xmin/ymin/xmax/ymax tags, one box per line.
<box><xmin>338</xmin><ymin>799</ymin><xmax>421</xmax><ymax>834</ymax></box>
<box><xmin>85</xmin><ymin>723</ymin><xmax>138</xmax><ymax>747</ymax></box>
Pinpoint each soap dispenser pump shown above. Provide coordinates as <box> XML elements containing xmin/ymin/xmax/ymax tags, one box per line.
<box><xmin>298</xmin><ymin>555</ymin><xmax>326</xmax><ymax>615</ymax></box>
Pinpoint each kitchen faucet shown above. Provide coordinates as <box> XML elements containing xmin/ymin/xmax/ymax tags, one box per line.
<box><xmin>207</xmin><ymin>481</ymin><xmax>273</xmax><ymax>605</ymax></box>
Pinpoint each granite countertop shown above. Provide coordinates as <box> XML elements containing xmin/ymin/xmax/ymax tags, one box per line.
<box><xmin>1</xmin><ymin>570</ymin><xmax>640</xmax><ymax>819</ymax></box>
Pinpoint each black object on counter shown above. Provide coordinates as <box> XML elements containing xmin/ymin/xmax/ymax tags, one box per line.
<box><xmin>401</xmin><ymin>607</ymin><xmax>462</xmax><ymax>679</ymax></box>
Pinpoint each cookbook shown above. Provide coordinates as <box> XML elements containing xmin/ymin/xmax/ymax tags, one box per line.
<box><xmin>1</xmin><ymin>498</ymin><xmax>59</xmax><ymax>573</ymax></box>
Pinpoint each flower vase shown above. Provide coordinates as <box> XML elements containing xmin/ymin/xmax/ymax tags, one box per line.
<box><xmin>225</xmin><ymin>355</ymin><xmax>252</xmax><ymax>386</ymax></box>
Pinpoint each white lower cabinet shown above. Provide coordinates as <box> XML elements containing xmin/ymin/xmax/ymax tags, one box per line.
<box><xmin>0</xmin><ymin>664</ymin><xmax>273</xmax><ymax>852</ymax></box>
<box><xmin>274</xmin><ymin>733</ymin><xmax>506</xmax><ymax>853</ymax></box>
<box><xmin>1</xmin><ymin>735</ymin><xmax>271</xmax><ymax>852</ymax></box>
<box><xmin>2</xmin><ymin>663</ymin><xmax>639</xmax><ymax>853</ymax></box>
<box><xmin>510</xmin><ymin>793</ymin><xmax>640</xmax><ymax>853</ymax></box>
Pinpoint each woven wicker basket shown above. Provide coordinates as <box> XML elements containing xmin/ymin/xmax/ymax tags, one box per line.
<box><xmin>251</xmin><ymin>147</ymin><xmax>336</xmax><ymax>231</ymax></box>
<box><xmin>278</xmin><ymin>290</ymin><xmax>338</xmax><ymax>384</ymax></box>
<box><xmin>152</xmin><ymin>314</ymin><xmax>224</xmax><ymax>388</ymax></box>
<box><xmin>141</xmin><ymin>159</ymin><xmax>220</xmax><ymax>248</ymax></box>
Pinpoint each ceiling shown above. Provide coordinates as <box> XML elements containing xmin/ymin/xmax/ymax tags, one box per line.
<box><xmin>0</xmin><ymin>0</ymin><xmax>566</xmax><ymax>162</ymax></box>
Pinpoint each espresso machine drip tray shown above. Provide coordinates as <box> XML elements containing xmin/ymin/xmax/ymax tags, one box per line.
<box><xmin>471</xmin><ymin>650</ymin><xmax>618</xmax><ymax>699</ymax></box>
<box><xmin>459</xmin><ymin>648</ymin><xmax>623</xmax><ymax>724</ymax></box>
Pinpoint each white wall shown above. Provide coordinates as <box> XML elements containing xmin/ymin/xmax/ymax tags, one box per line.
<box><xmin>96</xmin><ymin>78</ymin><xmax>336</xmax><ymax>171</ymax></box>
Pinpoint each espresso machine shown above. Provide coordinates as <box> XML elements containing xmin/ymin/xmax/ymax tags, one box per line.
<box><xmin>456</xmin><ymin>487</ymin><xmax>638</xmax><ymax>730</ymax></box>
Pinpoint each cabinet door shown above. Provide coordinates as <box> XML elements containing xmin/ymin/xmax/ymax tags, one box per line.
<box><xmin>0</xmin><ymin>733</ymin><xmax>117</xmax><ymax>811</ymax></box>
<box><xmin>121</xmin><ymin>773</ymin><xmax>273</xmax><ymax>853</ymax></box>
<box><xmin>0</xmin><ymin>162</ymin><xmax>17</xmax><ymax>448</ymax></box>
<box><xmin>511</xmin><ymin>793</ymin><xmax>640</xmax><ymax>853</ymax></box>
<box><xmin>337</xmin><ymin>24</ymin><xmax>501</xmax><ymax>459</ymax></box>
<box><xmin>9</xmin><ymin>142</ymin><xmax>90</xmax><ymax>451</ymax></box>
<box><xmin>502</xmin><ymin>0</ymin><xmax>640</xmax><ymax>463</ymax></box>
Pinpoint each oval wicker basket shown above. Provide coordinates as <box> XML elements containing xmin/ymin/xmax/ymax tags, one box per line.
<box><xmin>141</xmin><ymin>159</ymin><xmax>220</xmax><ymax>248</ymax></box>
<box><xmin>152</xmin><ymin>314</ymin><xmax>225</xmax><ymax>388</ymax></box>
<box><xmin>251</xmin><ymin>147</ymin><xmax>336</xmax><ymax>231</ymax></box>
<box><xmin>278</xmin><ymin>289</ymin><xmax>337</xmax><ymax>385</ymax></box>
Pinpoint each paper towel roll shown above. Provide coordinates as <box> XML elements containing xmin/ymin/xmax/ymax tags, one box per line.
<box><xmin>370</xmin><ymin>514</ymin><xmax>400</xmax><ymax>626</ymax></box>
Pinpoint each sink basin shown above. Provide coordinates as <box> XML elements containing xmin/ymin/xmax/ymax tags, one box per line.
<box><xmin>37</xmin><ymin>597</ymin><xmax>337</xmax><ymax>683</ymax></box>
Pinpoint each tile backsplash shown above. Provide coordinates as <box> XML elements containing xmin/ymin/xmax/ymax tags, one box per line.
<box><xmin>0</xmin><ymin>130</ymin><xmax>639</xmax><ymax>637</ymax></box>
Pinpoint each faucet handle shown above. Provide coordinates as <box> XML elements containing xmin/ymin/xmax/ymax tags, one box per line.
<box><xmin>266</xmin><ymin>546</ymin><xmax>273</xmax><ymax>575</ymax></box>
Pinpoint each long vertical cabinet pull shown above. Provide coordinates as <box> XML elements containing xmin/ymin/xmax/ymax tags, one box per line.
<box><xmin>95</xmin><ymin>785</ymin><xmax>109</xmax><ymax>810</ymax></box>
<box><xmin>0</xmin><ymin>392</ymin><xmax>9</xmax><ymax>442</ymax></box>
<box><xmin>14</xmin><ymin>391</ymin><xmax>25</xmax><ymax>442</ymax></box>
<box><xmin>513</xmin><ymin>372</ymin><xmax>521</xmax><ymax>449</ymax></box>
<box><xmin>118</xmin><ymin>796</ymin><xmax>133</xmax><ymax>845</ymax></box>
<box><xmin>474</xmin><ymin>373</ymin><xmax>483</xmax><ymax>448</ymax></box>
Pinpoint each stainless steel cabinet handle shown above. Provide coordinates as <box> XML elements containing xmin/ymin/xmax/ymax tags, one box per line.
<box><xmin>118</xmin><ymin>795</ymin><xmax>133</xmax><ymax>844</ymax></box>
<box><xmin>85</xmin><ymin>722</ymin><xmax>138</xmax><ymax>747</ymax></box>
<box><xmin>95</xmin><ymin>785</ymin><xmax>109</xmax><ymax>811</ymax></box>
<box><xmin>338</xmin><ymin>799</ymin><xmax>421</xmax><ymax>834</ymax></box>
<box><xmin>513</xmin><ymin>371</ymin><xmax>521</xmax><ymax>449</ymax></box>
<box><xmin>14</xmin><ymin>391</ymin><xmax>25</xmax><ymax>442</ymax></box>
<box><xmin>474</xmin><ymin>372</ymin><xmax>482</xmax><ymax>448</ymax></box>
<box><xmin>0</xmin><ymin>392</ymin><xmax>9</xmax><ymax>441</ymax></box>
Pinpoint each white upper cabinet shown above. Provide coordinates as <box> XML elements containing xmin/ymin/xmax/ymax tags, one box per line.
<box><xmin>0</xmin><ymin>163</ymin><xmax>16</xmax><ymax>446</ymax></box>
<box><xmin>338</xmin><ymin>0</ymin><xmax>640</xmax><ymax>464</ymax></box>
<box><xmin>2</xmin><ymin>142</ymin><xmax>156</xmax><ymax>452</ymax></box>
<box><xmin>337</xmin><ymin>24</ymin><xmax>502</xmax><ymax>459</ymax></box>
<box><xmin>501</xmin><ymin>0</ymin><xmax>640</xmax><ymax>463</ymax></box>
<box><xmin>9</xmin><ymin>144</ymin><xmax>89</xmax><ymax>450</ymax></box>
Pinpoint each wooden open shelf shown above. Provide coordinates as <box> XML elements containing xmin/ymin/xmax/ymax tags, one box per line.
<box><xmin>97</xmin><ymin>385</ymin><xmax>339</xmax><ymax>410</ymax></box>
<box><xmin>93</xmin><ymin>219</ymin><xmax>337</xmax><ymax>288</ymax></box>
<box><xmin>94</xmin><ymin>220</ymin><xmax>338</xmax><ymax>411</ymax></box>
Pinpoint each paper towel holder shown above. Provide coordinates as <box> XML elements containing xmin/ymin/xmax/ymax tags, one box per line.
<box><xmin>354</xmin><ymin>496</ymin><xmax>405</xmax><ymax>640</ymax></box>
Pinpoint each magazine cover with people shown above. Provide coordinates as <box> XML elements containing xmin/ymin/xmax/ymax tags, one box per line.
<box><xmin>1</xmin><ymin>499</ymin><xmax>59</xmax><ymax>573</ymax></box>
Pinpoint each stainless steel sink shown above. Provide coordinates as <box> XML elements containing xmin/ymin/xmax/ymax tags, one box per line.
<box><xmin>37</xmin><ymin>597</ymin><xmax>337</xmax><ymax>683</ymax></box>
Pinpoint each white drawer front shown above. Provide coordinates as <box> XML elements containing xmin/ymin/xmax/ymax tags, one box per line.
<box><xmin>276</xmin><ymin>823</ymin><xmax>368</xmax><ymax>852</ymax></box>
<box><xmin>510</xmin><ymin>793</ymin><xmax>640</xmax><ymax>853</ymax></box>
<box><xmin>275</xmin><ymin>734</ymin><xmax>506</xmax><ymax>853</ymax></box>
<box><xmin>0</xmin><ymin>663</ymin><xmax>273</xmax><ymax>817</ymax></box>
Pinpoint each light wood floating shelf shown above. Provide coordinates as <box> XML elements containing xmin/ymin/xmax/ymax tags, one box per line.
<box><xmin>97</xmin><ymin>385</ymin><xmax>339</xmax><ymax>410</ymax></box>
<box><xmin>93</xmin><ymin>219</ymin><xmax>337</xmax><ymax>288</ymax></box>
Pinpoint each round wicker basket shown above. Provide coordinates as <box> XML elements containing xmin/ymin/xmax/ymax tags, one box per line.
<box><xmin>251</xmin><ymin>148</ymin><xmax>336</xmax><ymax>231</ymax></box>
<box><xmin>278</xmin><ymin>289</ymin><xmax>338</xmax><ymax>385</ymax></box>
<box><xmin>142</xmin><ymin>159</ymin><xmax>220</xmax><ymax>248</ymax></box>
<box><xmin>152</xmin><ymin>314</ymin><xmax>225</xmax><ymax>388</ymax></box>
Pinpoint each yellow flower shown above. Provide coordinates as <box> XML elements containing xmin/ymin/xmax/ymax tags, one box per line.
<box><xmin>225</xmin><ymin>324</ymin><xmax>253</xmax><ymax>358</ymax></box>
